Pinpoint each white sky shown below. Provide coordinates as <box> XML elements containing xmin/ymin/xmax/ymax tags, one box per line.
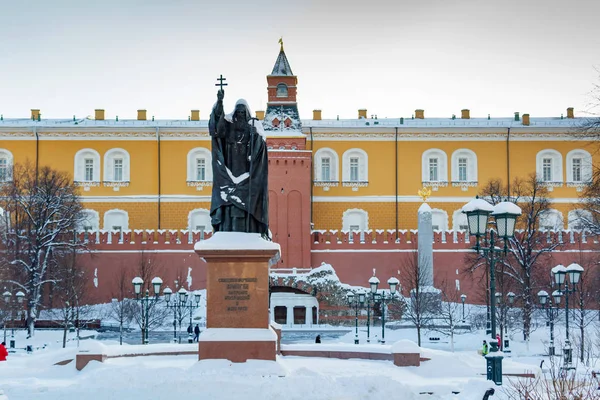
<box><xmin>0</xmin><ymin>0</ymin><xmax>599</xmax><ymax>120</ymax></box>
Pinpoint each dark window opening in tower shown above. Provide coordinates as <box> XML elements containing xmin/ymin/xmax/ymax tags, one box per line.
<box><xmin>277</xmin><ymin>83</ymin><xmax>288</xmax><ymax>97</ymax></box>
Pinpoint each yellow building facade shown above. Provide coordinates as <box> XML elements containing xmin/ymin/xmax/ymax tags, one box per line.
<box><xmin>0</xmin><ymin>47</ymin><xmax>594</xmax><ymax>236</ymax></box>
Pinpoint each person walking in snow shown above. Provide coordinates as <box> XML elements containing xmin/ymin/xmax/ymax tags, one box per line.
<box><xmin>482</xmin><ymin>340</ymin><xmax>489</xmax><ymax>356</ymax></box>
<box><xmin>496</xmin><ymin>334</ymin><xmax>502</xmax><ymax>350</ymax></box>
<box><xmin>0</xmin><ymin>342</ymin><xmax>8</xmax><ymax>361</ymax></box>
<box><xmin>194</xmin><ymin>324</ymin><xmax>200</xmax><ymax>342</ymax></box>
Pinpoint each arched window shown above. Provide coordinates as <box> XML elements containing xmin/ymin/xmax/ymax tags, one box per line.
<box><xmin>451</xmin><ymin>149</ymin><xmax>478</xmax><ymax>189</ymax></box>
<box><xmin>342</xmin><ymin>148</ymin><xmax>368</xmax><ymax>188</ymax></box>
<box><xmin>536</xmin><ymin>150</ymin><xmax>563</xmax><ymax>188</ymax></box>
<box><xmin>78</xmin><ymin>209</ymin><xmax>100</xmax><ymax>232</ymax></box>
<box><xmin>74</xmin><ymin>149</ymin><xmax>101</xmax><ymax>188</ymax></box>
<box><xmin>103</xmin><ymin>209</ymin><xmax>129</xmax><ymax>231</ymax></box>
<box><xmin>314</xmin><ymin>148</ymin><xmax>339</xmax><ymax>189</ymax></box>
<box><xmin>342</xmin><ymin>208</ymin><xmax>368</xmax><ymax>243</ymax></box>
<box><xmin>276</xmin><ymin>83</ymin><xmax>288</xmax><ymax>98</ymax></box>
<box><xmin>188</xmin><ymin>208</ymin><xmax>212</xmax><ymax>239</ymax></box>
<box><xmin>342</xmin><ymin>208</ymin><xmax>369</xmax><ymax>231</ymax></box>
<box><xmin>566</xmin><ymin>149</ymin><xmax>592</xmax><ymax>190</ymax></box>
<box><xmin>0</xmin><ymin>149</ymin><xmax>14</xmax><ymax>182</ymax></box>
<box><xmin>187</xmin><ymin>148</ymin><xmax>213</xmax><ymax>190</ymax></box>
<box><xmin>422</xmin><ymin>149</ymin><xmax>448</xmax><ymax>189</ymax></box>
<box><xmin>103</xmin><ymin>148</ymin><xmax>130</xmax><ymax>190</ymax></box>
<box><xmin>568</xmin><ymin>209</ymin><xmax>592</xmax><ymax>231</ymax></box>
<box><xmin>431</xmin><ymin>209</ymin><xmax>448</xmax><ymax>231</ymax></box>
<box><xmin>452</xmin><ymin>209</ymin><xmax>468</xmax><ymax>232</ymax></box>
<box><xmin>539</xmin><ymin>209</ymin><xmax>564</xmax><ymax>231</ymax></box>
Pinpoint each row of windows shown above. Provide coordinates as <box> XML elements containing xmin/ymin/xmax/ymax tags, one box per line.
<box><xmin>0</xmin><ymin>147</ymin><xmax>594</xmax><ymax>191</ymax></box>
<box><xmin>79</xmin><ymin>208</ymin><xmax>212</xmax><ymax>233</ymax></box>
<box><xmin>535</xmin><ymin>149</ymin><xmax>592</xmax><ymax>184</ymax></box>
<box><xmin>340</xmin><ymin>208</ymin><xmax>591</xmax><ymax>233</ymax></box>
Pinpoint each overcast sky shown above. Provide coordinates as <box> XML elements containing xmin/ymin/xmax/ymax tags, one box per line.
<box><xmin>1</xmin><ymin>0</ymin><xmax>599</xmax><ymax>120</ymax></box>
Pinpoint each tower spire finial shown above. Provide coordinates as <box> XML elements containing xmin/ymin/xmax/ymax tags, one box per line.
<box><xmin>278</xmin><ymin>37</ymin><xmax>284</xmax><ymax>52</ymax></box>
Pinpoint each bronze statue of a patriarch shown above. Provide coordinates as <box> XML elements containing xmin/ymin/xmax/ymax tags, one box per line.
<box><xmin>208</xmin><ymin>89</ymin><xmax>269</xmax><ymax>238</ymax></box>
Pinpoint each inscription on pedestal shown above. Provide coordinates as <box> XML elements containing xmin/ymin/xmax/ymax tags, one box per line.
<box><xmin>219</xmin><ymin>277</ymin><xmax>257</xmax><ymax>311</ymax></box>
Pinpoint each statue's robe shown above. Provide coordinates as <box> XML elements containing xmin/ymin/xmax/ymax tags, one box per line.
<box><xmin>208</xmin><ymin>99</ymin><xmax>269</xmax><ymax>237</ymax></box>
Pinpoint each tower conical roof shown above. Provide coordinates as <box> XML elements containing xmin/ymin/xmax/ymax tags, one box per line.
<box><xmin>270</xmin><ymin>41</ymin><xmax>294</xmax><ymax>76</ymax></box>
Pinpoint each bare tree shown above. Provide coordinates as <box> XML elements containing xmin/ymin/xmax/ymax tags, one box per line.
<box><xmin>105</xmin><ymin>264</ymin><xmax>136</xmax><ymax>345</ymax></box>
<box><xmin>432</xmin><ymin>280</ymin><xmax>470</xmax><ymax>352</ymax></box>
<box><xmin>45</xmin><ymin>246</ymin><xmax>93</xmax><ymax>348</ymax></box>
<box><xmin>571</xmin><ymin>254</ymin><xmax>599</xmax><ymax>365</ymax></box>
<box><xmin>478</xmin><ymin>174</ymin><xmax>560</xmax><ymax>343</ymax></box>
<box><xmin>574</xmin><ymin>67</ymin><xmax>600</xmax><ymax>140</ymax></box>
<box><xmin>0</xmin><ymin>162</ymin><xmax>84</xmax><ymax>337</ymax></box>
<box><xmin>400</xmin><ymin>251</ymin><xmax>437</xmax><ymax>346</ymax></box>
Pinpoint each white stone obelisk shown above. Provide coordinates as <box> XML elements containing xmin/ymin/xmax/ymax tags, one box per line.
<box><xmin>417</xmin><ymin>202</ymin><xmax>434</xmax><ymax>287</ymax></box>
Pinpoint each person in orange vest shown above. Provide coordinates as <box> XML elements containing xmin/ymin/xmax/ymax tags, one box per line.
<box><xmin>0</xmin><ymin>342</ymin><xmax>8</xmax><ymax>361</ymax></box>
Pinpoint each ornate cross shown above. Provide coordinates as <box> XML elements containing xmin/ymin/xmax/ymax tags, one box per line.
<box><xmin>215</xmin><ymin>74</ymin><xmax>228</xmax><ymax>91</ymax></box>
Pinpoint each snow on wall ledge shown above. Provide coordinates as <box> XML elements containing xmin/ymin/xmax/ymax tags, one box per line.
<box><xmin>64</xmin><ymin>228</ymin><xmax>597</xmax><ymax>252</ymax></box>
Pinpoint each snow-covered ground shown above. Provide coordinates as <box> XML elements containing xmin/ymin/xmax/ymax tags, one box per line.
<box><xmin>1</xmin><ymin>322</ymin><xmax>598</xmax><ymax>400</ymax></box>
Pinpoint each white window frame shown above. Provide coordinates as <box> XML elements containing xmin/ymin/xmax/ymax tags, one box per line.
<box><xmin>535</xmin><ymin>149</ymin><xmax>563</xmax><ymax>189</ymax></box>
<box><xmin>539</xmin><ymin>209</ymin><xmax>564</xmax><ymax>231</ymax></box>
<box><xmin>0</xmin><ymin>149</ymin><xmax>14</xmax><ymax>182</ymax></box>
<box><xmin>422</xmin><ymin>149</ymin><xmax>448</xmax><ymax>189</ymax></box>
<box><xmin>451</xmin><ymin>149</ymin><xmax>478</xmax><ymax>189</ymax></box>
<box><xmin>566</xmin><ymin>149</ymin><xmax>592</xmax><ymax>190</ymax></box>
<box><xmin>188</xmin><ymin>208</ymin><xmax>213</xmax><ymax>241</ymax></box>
<box><xmin>187</xmin><ymin>147</ymin><xmax>212</xmax><ymax>186</ymax></box>
<box><xmin>103</xmin><ymin>209</ymin><xmax>129</xmax><ymax>241</ymax></box>
<box><xmin>314</xmin><ymin>148</ymin><xmax>339</xmax><ymax>188</ymax></box>
<box><xmin>342</xmin><ymin>148</ymin><xmax>368</xmax><ymax>189</ymax></box>
<box><xmin>342</xmin><ymin>208</ymin><xmax>368</xmax><ymax>242</ymax></box>
<box><xmin>74</xmin><ymin>149</ymin><xmax>101</xmax><ymax>188</ymax></box>
<box><xmin>431</xmin><ymin>209</ymin><xmax>449</xmax><ymax>232</ymax></box>
<box><xmin>568</xmin><ymin>209</ymin><xmax>592</xmax><ymax>231</ymax></box>
<box><xmin>77</xmin><ymin>209</ymin><xmax>100</xmax><ymax>232</ymax></box>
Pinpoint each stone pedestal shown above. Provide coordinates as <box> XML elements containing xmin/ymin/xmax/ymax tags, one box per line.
<box><xmin>195</xmin><ymin>232</ymin><xmax>280</xmax><ymax>363</ymax></box>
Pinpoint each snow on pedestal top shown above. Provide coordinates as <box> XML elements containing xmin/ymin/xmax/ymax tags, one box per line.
<box><xmin>418</xmin><ymin>203</ymin><xmax>432</xmax><ymax>213</ymax></box>
<box><xmin>391</xmin><ymin>339</ymin><xmax>421</xmax><ymax>354</ymax></box>
<box><xmin>194</xmin><ymin>232</ymin><xmax>281</xmax><ymax>252</ymax></box>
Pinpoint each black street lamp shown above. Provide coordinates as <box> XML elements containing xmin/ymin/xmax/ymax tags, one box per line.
<box><xmin>181</xmin><ymin>288</ymin><xmax>201</xmax><ymax>343</ymax></box>
<box><xmin>495</xmin><ymin>291</ymin><xmax>515</xmax><ymax>353</ymax></box>
<box><xmin>2</xmin><ymin>291</ymin><xmax>25</xmax><ymax>347</ymax></box>
<box><xmin>460</xmin><ymin>294</ymin><xmax>466</xmax><ymax>323</ymax></box>
<box><xmin>369</xmin><ymin>275</ymin><xmax>399</xmax><ymax>344</ymax></box>
<box><xmin>537</xmin><ymin>289</ymin><xmax>561</xmax><ymax>356</ymax></box>
<box><xmin>347</xmin><ymin>291</ymin><xmax>366</xmax><ymax>344</ymax></box>
<box><xmin>462</xmin><ymin>197</ymin><xmax>522</xmax><ymax>386</ymax></box>
<box><xmin>132</xmin><ymin>276</ymin><xmax>163</xmax><ymax>345</ymax></box>
<box><xmin>551</xmin><ymin>263</ymin><xmax>583</xmax><ymax>370</ymax></box>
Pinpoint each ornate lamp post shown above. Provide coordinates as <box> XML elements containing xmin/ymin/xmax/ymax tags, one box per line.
<box><xmin>181</xmin><ymin>288</ymin><xmax>202</xmax><ymax>343</ymax></box>
<box><xmin>347</xmin><ymin>291</ymin><xmax>366</xmax><ymax>344</ymax></box>
<box><xmin>369</xmin><ymin>275</ymin><xmax>399</xmax><ymax>344</ymax></box>
<box><xmin>552</xmin><ymin>263</ymin><xmax>583</xmax><ymax>370</ymax></box>
<box><xmin>537</xmin><ymin>289</ymin><xmax>561</xmax><ymax>356</ymax></box>
<box><xmin>2</xmin><ymin>291</ymin><xmax>25</xmax><ymax>347</ymax></box>
<box><xmin>462</xmin><ymin>197</ymin><xmax>521</xmax><ymax>386</ymax></box>
<box><xmin>460</xmin><ymin>294</ymin><xmax>466</xmax><ymax>323</ymax></box>
<box><xmin>132</xmin><ymin>276</ymin><xmax>163</xmax><ymax>345</ymax></box>
<box><xmin>495</xmin><ymin>292</ymin><xmax>515</xmax><ymax>352</ymax></box>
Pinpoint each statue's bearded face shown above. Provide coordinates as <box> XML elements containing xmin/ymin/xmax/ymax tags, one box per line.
<box><xmin>233</xmin><ymin>105</ymin><xmax>247</xmax><ymax>130</ymax></box>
